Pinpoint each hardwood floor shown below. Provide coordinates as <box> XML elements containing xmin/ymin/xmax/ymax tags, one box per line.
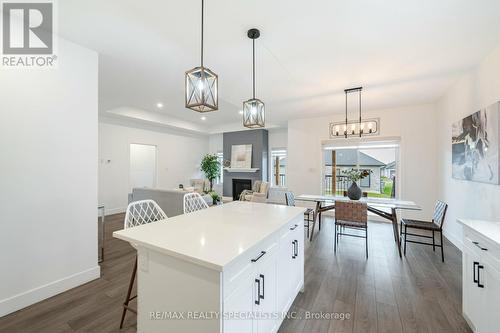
<box><xmin>0</xmin><ymin>213</ymin><xmax>470</xmax><ymax>333</ymax></box>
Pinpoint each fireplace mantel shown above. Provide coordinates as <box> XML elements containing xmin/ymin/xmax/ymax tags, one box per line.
<box><xmin>223</xmin><ymin>168</ymin><xmax>259</xmax><ymax>173</ymax></box>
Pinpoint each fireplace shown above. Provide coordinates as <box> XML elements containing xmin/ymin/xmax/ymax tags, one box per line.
<box><xmin>232</xmin><ymin>179</ymin><xmax>252</xmax><ymax>201</ymax></box>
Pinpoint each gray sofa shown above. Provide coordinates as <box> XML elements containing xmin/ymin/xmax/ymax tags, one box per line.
<box><xmin>129</xmin><ymin>188</ymin><xmax>212</xmax><ymax>217</ymax></box>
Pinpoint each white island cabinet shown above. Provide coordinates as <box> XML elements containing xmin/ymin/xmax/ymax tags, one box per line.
<box><xmin>458</xmin><ymin>219</ymin><xmax>500</xmax><ymax>333</ymax></box>
<box><xmin>113</xmin><ymin>201</ymin><xmax>305</xmax><ymax>333</ymax></box>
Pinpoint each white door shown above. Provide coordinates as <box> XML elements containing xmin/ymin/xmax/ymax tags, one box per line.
<box><xmin>129</xmin><ymin>144</ymin><xmax>157</xmax><ymax>190</ymax></box>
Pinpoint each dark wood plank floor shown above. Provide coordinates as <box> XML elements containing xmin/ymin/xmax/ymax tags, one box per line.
<box><xmin>0</xmin><ymin>213</ymin><xmax>471</xmax><ymax>333</ymax></box>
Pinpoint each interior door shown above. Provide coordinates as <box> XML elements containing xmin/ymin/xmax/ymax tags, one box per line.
<box><xmin>129</xmin><ymin>143</ymin><xmax>157</xmax><ymax>190</ymax></box>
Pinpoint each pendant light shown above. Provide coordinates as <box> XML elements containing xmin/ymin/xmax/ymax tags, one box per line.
<box><xmin>243</xmin><ymin>28</ymin><xmax>265</xmax><ymax>128</ymax></box>
<box><xmin>185</xmin><ymin>0</ymin><xmax>218</xmax><ymax>112</ymax></box>
<box><xmin>331</xmin><ymin>87</ymin><xmax>378</xmax><ymax>138</ymax></box>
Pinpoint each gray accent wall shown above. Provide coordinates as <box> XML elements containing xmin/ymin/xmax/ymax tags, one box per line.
<box><xmin>223</xmin><ymin>129</ymin><xmax>269</xmax><ymax>198</ymax></box>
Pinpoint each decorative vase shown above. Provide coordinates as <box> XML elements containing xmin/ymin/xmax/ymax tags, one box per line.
<box><xmin>347</xmin><ymin>181</ymin><xmax>362</xmax><ymax>200</ymax></box>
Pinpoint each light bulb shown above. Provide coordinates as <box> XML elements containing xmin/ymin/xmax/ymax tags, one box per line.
<box><xmin>197</xmin><ymin>79</ymin><xmax>205</xmax><ymax>91</ymax></box>
<box><xmin>251</xmin><ymin>106</ymin><xmax>257</xmax><ymax>115</ymax></box>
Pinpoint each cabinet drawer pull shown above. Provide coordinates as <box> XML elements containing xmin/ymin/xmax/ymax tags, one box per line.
<box><xmin>477</xmin><ymin>265</ymin><xmax>485</xmax><ymax>288</ymax></box>
<box><xmin>251</xmin><ymin>251</ymin><xmax>266</xmax><ymax>263</ymax></box>
<box><xmin>472</xmin><ymin>241</ymin><xmax>488</xmax><ymax>251</ymax></box>
<box><xmin>473</xmin><ymin>261</ymin><xmax>479</xmax><ymax>283</ymax></box>
<box><xmin>292</xmin><ymin>241</ymin><xmax>296</xmax><ymax>259</ymax></box>
<box><xmin>294</xmin><ymin>240</ymin><xmax>299</xmax><ymax>258</ymax></box>
<box><xmin>259</xmin><ymin>274</ymin><xmax>265</xmax><ymax>300</ymax></box>
<box><xmin>255</xmin><ymin>278</ymin><xmax>261</xmax><ymax>305</ymax></box>
<box><xmin>290</xmin><ymin>224</ymin><xmax>298</xmax><ymax>230</ymax></box>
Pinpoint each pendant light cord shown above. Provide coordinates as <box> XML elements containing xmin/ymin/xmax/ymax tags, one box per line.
<box><xmin>201</xmin><ymin>0</ymin><xmax>204</xmax><ymax>67</ymax></box>
<box><xmin>252</xmin><ymin>38</ymin><xmax>256</xmax><ymax>99</ymax></box>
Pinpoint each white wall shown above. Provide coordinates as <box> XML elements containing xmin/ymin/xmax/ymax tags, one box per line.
<box><xmin>436</xmin><ymin>44</ymin><xmax>500</xmax><ymax>249</ymax></box>
<box><xmin>208</xmin><ymin>133</ymin><xmax>223</xmax><ymax>154</ymax></box>
<box><xmin>0</xmin><ymin>39</ymin><xmax>99</xmax><ymax>316</ymax></box>
<box><xmin>99</xmin><ymin>121</ymin><xmax>209</xmax><ymax>214</ymax></box>
<box><xmin>268</xmin><ymin>128</ymin><xmax>288</xmax><ymax>149</ymax></box>
<box><xmin>287</xmin><ymin>104</ymin><xmax>438</xmax><ymax>220</ymax></box>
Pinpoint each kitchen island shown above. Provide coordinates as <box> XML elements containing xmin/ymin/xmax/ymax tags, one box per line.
<box><xmin>113</xmin><ymin>201</ymin><xmax>306</xmax><ymax>333</ymax></box>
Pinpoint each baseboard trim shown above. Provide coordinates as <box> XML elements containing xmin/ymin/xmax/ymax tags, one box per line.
<box><xmin>0</xmin><ymin>265</ymin><xmax>100</xmax><ymax>317</ymax></box>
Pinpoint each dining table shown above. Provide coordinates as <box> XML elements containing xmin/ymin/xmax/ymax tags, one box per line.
<box><xmin>295</xmin><ymin>194</ymin><xmax>421</xmax><ymax>257</ymax></box>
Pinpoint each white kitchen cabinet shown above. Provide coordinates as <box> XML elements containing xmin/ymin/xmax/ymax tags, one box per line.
<box><xmin>459</xmin><ymin>219</ymin><xmax>500</xmax><ymax>333</ymax></box>
<box><xmin>114</xmin><ymin>202</ymin><xmax>305</xmax><ymax>333</ymax></box>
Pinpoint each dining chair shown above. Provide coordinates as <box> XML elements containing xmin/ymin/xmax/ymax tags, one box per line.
<box><xmin>334</xmin><ymin>200</ymin><xmax>368</xmax><ymax>258</ymax></box>
<box><xmin>120</xmin><ymin>200</ymin><xmax>167</xmax><ymax>329</ymax></box>
<box><xmin>400</xmin><ymin>200</ymin><xmax>448</xmax><ymax>262</ymax></box>
<box><xmin>183</xmin><ymin>192</ymin><xmax>209</xmax><ymax>214</ymax></box>
<box><xmin>285</xmin><ymin>192</ymin><xmax>314</xmax><ymax>238</ymax></box>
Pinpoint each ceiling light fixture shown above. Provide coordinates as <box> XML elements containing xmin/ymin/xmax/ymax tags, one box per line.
<box><xmin>201</xmin><ymin>116</ymin><xmax>207</xmax><ymax>120</ymax></box>
<box><xmin>242</xmin><ymin>28</ymin><xmax>265</xmax><ymax>128</ymax></box>
<box><xmin>329</xmin><ymin>87</ymin><xmax>379</xmax><ymax>139</ymax></box>
<box><xmin>185</xmin><ymin>0</ymin><xmax>218</xmax><ymax>112</ymax></box>
<box><xmin>156</xmin><ymin>102</ymin><xmax>164</xmax><ymax>109</ymax></box>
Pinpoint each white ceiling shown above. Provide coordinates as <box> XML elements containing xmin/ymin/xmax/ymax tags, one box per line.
<box><xmin>59</xmin><ymin>0</ymin><xmax>500</xmax><ymax>133</ymax></box>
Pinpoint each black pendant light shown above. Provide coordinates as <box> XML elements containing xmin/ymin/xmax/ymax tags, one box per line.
<box><xmin>242</xmin><ymin>28</ymin><xmax>265</xmax><ymax>128</ymax></box>
<box><xmin>185</xmin><ymin>0</ymin><xmax>218</xmax><ymax>112</ymax></box>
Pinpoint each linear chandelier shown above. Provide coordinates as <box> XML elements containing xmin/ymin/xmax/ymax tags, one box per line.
<box><xmin>329</xmin><ymin>87</ymin><xmax>379</xmax><ymax>138</ymax></box>
<box><xmin>185</xmin><ymin>0</ymin><xmax>218</xmax><ymax>112</ymax></box>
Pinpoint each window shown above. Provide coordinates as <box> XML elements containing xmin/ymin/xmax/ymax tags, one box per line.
<box><xmin>216</xmin><ymin>151</ymin><xmax>223</xmax><ymax>184</ymax></box>
<box><xmin>322</xmin><ymin>142</ymin><xmax>399</xmax><ymax>198</ymax></box>
<box><xmin>271</xmin><ymin>148</ymin><xmax>287</xmax><ymax>186</ymax></box>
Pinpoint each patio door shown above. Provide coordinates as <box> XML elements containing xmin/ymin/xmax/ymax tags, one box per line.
<box><xmin>322</xmin><ymin>140</ymin><xmax>400</xmax><ymax>198</ymax></box>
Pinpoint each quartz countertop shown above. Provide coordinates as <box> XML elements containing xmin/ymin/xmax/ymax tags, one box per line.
<box><xmin>458</xmin><ymin>218</ymin><xmax>500</xmax><ymax>246</ymax></box>
<box><xmin>113</xmin><ymin>201</ymin><xmax>306</xmax><ymax>271</ymax></box>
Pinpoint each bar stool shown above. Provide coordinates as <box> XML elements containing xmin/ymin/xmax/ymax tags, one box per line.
<box><xmin>285</xmin><ymin>192</ymin><xmax>314</xmax><ymax>238</ymax></box>
<box><xmin>120</xmin><ymin>200</ymin><xmax>168</xmax><ymax>329</ymax></box>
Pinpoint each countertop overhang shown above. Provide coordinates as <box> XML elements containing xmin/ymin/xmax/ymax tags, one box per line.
<box><xmin>113</xmin><ymin>201</ymin><xmax>306</xmax><ymax>271</ymax></box>
<box><xmin>458</xmin><ymin>218</ymin><xmax>500</xmax><ymax>246</ymax></box>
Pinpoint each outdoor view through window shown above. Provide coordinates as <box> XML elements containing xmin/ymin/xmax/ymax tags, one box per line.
<box><xmin>323</xmin><ymin>146</ymin><xmax>397</xmax><ymax>198</ymax></box>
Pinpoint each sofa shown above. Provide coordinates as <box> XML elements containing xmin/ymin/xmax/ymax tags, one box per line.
<box><xmin>129</xmin><ymin>187</ymin><xmax>212</xmax><ymax>217</ymax></box>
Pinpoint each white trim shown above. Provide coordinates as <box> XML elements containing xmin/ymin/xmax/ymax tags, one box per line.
<box><xmin>0</xmin><ymin>266</ymin><xmax>100</xmax><ymax>317</ymax></box>
<box><xmin>223</xmin><ymin>168</ymin><xmax>259</xmax><ymax>173</ymax></box>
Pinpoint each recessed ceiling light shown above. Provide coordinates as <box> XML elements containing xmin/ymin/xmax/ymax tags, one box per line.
<box><xmin>239</xmin><ymin>110</ymin><xmax>243</xmax><ymax>115</ymax></box>
<box><xmin>156</xmin><ymin>102</ymin><xmax>164</xmax><ymax>109</ymax></box>
<box><xmin>201</xmin><ymin>116</ymin><xmax>207</xmax><ymax>121</ymax></box>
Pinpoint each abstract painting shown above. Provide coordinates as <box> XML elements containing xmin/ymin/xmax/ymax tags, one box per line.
<box><xmin>452</xmin><ymin>102</ymin><xmax>500</xmax><ymax>184</ymax></box>
<box><xmin>230</xmin><ymin>144</ymin><xmax>252</xmax><ymax>168</ymax></box>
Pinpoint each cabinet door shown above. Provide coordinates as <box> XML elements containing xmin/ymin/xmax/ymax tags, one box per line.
<box><xmin>290</xmin><ymin>223</ymin><xmax>304</xmax><ymax>295</ymax></box>
<box><xmin>276</xmin><ymin>229</ymin><xmax>293</xmax><ymax>313</ymax></box>
<box><xmin>463</xmin><ymin>251</ymin><xmax>482</xmax><ymax>330</ymax></box>
<box><xmin>255</xmin><ymin>255</ymin><xmax>278</xmax><ymax>333</ymax></box>
<box><xmin>223</xmin><ymin>277</ymin><xmax>255</xmax><ymax>333</ymax></box>
<box><xmin>482</xmin><ymin>262</ymin><xmax>500</xmax><ymax>332</ymax></box>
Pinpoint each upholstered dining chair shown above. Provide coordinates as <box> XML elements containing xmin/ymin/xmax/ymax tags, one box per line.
<box><xmin>400</xmin><ymin>200</ymin><xmax>448</xmax><ymax>262</ymax></box>
<box><xmin>334</xmin><ymin>200</ymin><xmax>368</xmax><ymax>258</ymax></box>
<box><xmin>120</xmin><ymin>200</ymin><xmax>167</xmax><ymax>329</ymax></box>
<box><xmin>285</xmin><ymin>192</ymin><xmax>314</xmax><ymax>238</ymax></box>
<box><xmin>183</xmin><ymin>192</ymin><xmax>209</xmax><ymax>214</ymax></box>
